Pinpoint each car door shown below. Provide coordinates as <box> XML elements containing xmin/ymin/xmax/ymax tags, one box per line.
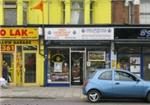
<box><xmin>98</xmin><ymin>70</ymin><xmax>113</xmax><ymax>97</ymax></box>
<box><xmin>113</xmin><ymin>70</ymin><xmax>144</xmax><ymax>98</ymax></box>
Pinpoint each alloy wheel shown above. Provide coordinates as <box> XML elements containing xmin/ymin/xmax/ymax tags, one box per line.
<box><xmin>88</xmin><ymin>90</ymin><xmax>101</xmax><ymax>103</ymax></box>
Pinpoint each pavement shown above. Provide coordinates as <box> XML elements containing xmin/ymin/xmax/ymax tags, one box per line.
<box><xmin>0</xmin><ymin>86</ymin><xmax>86</xmax><ymax>100</ymax></box>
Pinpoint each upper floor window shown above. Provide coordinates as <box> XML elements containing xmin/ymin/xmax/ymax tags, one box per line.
<box><xmin>140</xmin><ymin>0</ymin><xmax>150</xmax><ymax>24</ymax></box>
<box><xmin>71</xmin><ymin>0</ymin><xmax>84</xmax><ymax>24</ymax></box>
<box><xmin>4</xmin><ymin>1</ymin><xmax>17</xmax><ymax>25</ymax></box>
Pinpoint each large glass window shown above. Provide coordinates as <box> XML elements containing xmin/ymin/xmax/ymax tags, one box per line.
<box><xmin>71</xmin><ymin>0</ymin><xmax>84</xmax><ymax>24</ymax></box>
<box><xmin>47</xmin><ymin>48</ymin><xmax>69</xmax><ymax>83</ymax></box>
<box><xmin>140</xmin><ymin>0</ymin><xmax>150</xmax><ymax>24</ymax></box>
<box><xmin>86</xmin><ymin>47</ymin><xmax>110</xmax><ymax>78</ymax></box>
<box><xmin>116</xmin><ymin>45</ymin><xmax>141</xmax><ymax>77</ymax></box>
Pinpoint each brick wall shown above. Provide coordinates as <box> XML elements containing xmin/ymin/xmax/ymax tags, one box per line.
<box><xmin>111</xmin><ymin>0</ymin><xmax>139</xmax><ymax>24</ymax></box>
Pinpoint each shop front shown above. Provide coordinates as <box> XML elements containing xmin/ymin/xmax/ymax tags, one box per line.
<box><xmin>44</xmin><ymin>26</ymin><xmax>114</xmax><ymax>86</ymax></box>
<box><xmin>115</xmin><ymin>26</ymin><xmax>150</xmax><ymax>80</ymax></box>
<box><xmin>0</xmin><ymin>27</ymin><xmax>44</xmax><ymax>86</ymax></box>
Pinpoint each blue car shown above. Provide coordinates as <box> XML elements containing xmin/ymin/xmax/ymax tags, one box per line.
<box><xmin>83</xmin><ymin>69</ymin><xmax>150</xmax><ymax>103</ymax></box>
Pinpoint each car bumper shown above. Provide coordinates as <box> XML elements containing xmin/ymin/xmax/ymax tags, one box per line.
<box><xmin>82</xmin><ymin>88</ymin><xmax>87</xmax><ymax>95</ymax></box>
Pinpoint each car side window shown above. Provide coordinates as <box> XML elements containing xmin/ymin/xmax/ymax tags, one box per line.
<box><xmin>99</xmin><ymin>71</ymin><xmax>112</xmax><ymax>80</ymax></box>
<box><xmin>115</xmin><ymin>71</ymin><xmax>137</xmax><ymax>81</ymax></box>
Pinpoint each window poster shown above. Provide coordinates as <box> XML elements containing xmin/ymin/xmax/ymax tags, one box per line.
<box><xmin>54</xmin><ymin>62</ymin><xmax>62</xmax><ymax>72</ymax></box>
<box><xmin>130</xmin><ymin>65</ymin><xmax>140</xmax><ymax>72</ymax></box>
<box><xmin>148</xmin><ymin>64</ymin><xmax>150</xmax><ymax>69</ymax></box>
<box><xmin>88</xmin><ymin>51</ymin><xmax>105</xmax><ymax>61</ymax></box>
<box><xmin>130</xmin><ymin>57</ymin><xmax>140</xmax><ymax>65</ymax></box>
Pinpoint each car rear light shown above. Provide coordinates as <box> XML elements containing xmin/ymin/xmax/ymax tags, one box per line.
<box><xmin>83</xmin><ymin>80</ymin><xmax>88</xmax><ymax>87</ymax></box>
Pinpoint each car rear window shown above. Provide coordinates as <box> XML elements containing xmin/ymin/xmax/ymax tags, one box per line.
<box><xmin>99</xmin><ymin>71</ymin><xmax>112</xmax><ymax>80</ymax></box>
<box><xmin>88</xmin><ymin>71</ymin><xmax>97</xmax><ymax>79</ymax></box>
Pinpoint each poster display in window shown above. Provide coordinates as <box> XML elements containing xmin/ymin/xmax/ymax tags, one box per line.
<box><xmin>88</xmin><ymin>51</ymin><xmax>105</xmax><ymax>61</ymax></box>
<box><xmin>130</xmin><ymin>57</ymin><xmax>140</xmax><ymax>65</ymax></box>
<box><xmin>54</xmin><ymin>62</ymin><xmax>62</xmax><ymax>72</ymax></box>
<box><xmin>130</xmin><ymin>65</ymin><xmax>140</xmax><ymax>72</ymax></box>
<box><xmin>130</xmin><ymin>57</ymin><xmax>140</xmax><ymax>73</ymax></box>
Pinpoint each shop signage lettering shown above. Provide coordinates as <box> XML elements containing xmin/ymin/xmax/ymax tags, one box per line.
<box><xmin>140</xmin><ymin>29</ymin><xmax>150</xmax><ymax>38</ymax></box>
<box><xmin>115</xmin><ymin>28</ymin><xmax>150</xmax><ymax>39</ymax></box>
<box><xmin>0</xmin><ymin>28</ymin><xmax>38</xmax><ymax>39</ymax></box>
<box><xmin>45</xmin><ymin>27</ymin><xmax>114</xmax><ymax>40</ymax></box>
<box><xmin>0</xmin><ymin>45</ymin><xmax>15</xmax><ymax>51</ymax></box>
<box><xmin>0</xmin><ymin>40</ymin><xmax>32</xmax><ymax>44</ymax></box>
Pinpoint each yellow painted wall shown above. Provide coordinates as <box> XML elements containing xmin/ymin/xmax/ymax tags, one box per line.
<box><xmin>92</xmin><ymin>0</ymin><xmax>111</xmax><ymax>24</ymax></box>
<box><xmin>49</xmin><ymin>0</ymin><xmax>63</xmax><ymax>24</ymax></box>
<box><xmin>0</xmin><ymin>53</ymin><xmax>2</xmax><ymax>77</ymax></box>
<box><xmin>36</xmin><ymin>50</ymin><xmax>44</xmax><ymax>86</ymax></box>
<box><xmin>65</xmin><ymin>0</ymin><xmax>71</xmax><ymax>24</ymax></box>
<box><xmin>17</xmin><ymin>0</ymin><xmax>23</xmax><ymax>25</ymax></box>
<box><xmin>0</xmin><ymin>0</ymin><xmax>4</xmax><ymax>25</ymax></box>
<box><xmin>84</xmin><ymin>0</ymin><xmax>90</xmax><ymax>24</ymax></box>
<box><xmin>28</xmin><ymin>0</ymin><xmax>63</xmax><ymax>24</ymax></box>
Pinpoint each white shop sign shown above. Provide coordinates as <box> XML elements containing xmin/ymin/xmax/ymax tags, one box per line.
<box><xmin>45</xmin><ymin>27</ymin><xmax>114</xmax><ymax>40</ymax></box>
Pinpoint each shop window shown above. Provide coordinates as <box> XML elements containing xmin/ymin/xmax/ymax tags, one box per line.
<box><xmin>86</xmin><ymin>47</ymin><xmax>110</xmax><ymax>78</ymax></box>
<box><xmin>116</xmin><ymin>46</ymin><xmax>140</xmax><ymax>53</ymax></box>
<box><xmin>117</xmin><ymin>54</ymin><xmax>141</xmax><ymax>76</ymax></box>
<box><xmin>47</xmin><ymin>48</ymin><xmax>69</xmax><ymax>83</ymax></box>
<box><xmin>71</xmin><ymin>0</ymin><xmax>84</xmax><ymax>24</ymax></box>
<box><xmin>4</xmin><ymin>2</ymin><xmax>17</xmax><ymax>25</ymax></box>
<box><xmin>143</xmin><ymin>47</ymin><xmax>150</xmax><ymax>53</ymax></box>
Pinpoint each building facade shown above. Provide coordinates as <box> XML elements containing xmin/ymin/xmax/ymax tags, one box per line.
<box><xmin>112</xmin><ymin>0</ymin><xmax>140</xmax><ymax>24</ymax></box>
<box><xmin>1</xmin><ymin>0</ymin><xmax>150</xmax><ymax>87</ymax></box>
<box><xmin>114</xmin><ymin>25</ymin><xmax>150</xmax><ymax>80</ymax></box>
<box><xmin>44</xmin><ymin>25</ymin><xmax>114</xmax><ymax>86</ymax></box>
<box><xmin>0</xmin><ymin>26</ymin><xmax>44</xmax><ymax>86</ymax></box>
<box><xmin>0</xmin><ymin>0</ymin><xmax>112</xmax><ymax>86</ymax></box>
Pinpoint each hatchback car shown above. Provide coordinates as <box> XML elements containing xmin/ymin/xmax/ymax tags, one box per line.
<box><xmin>83</xmin><ymin>69</ymin><xmax>150</xmax><ymax>103</ymax></box>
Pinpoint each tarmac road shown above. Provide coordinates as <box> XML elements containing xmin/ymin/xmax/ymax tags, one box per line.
<box><xmin>0</xmin><ymin>98</ymin><xmax>149</xmax><ymax>105</ymax></box>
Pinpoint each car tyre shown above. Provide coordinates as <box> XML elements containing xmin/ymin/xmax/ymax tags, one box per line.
<box><xmin>87</xmin><ymin>90</ymin><xmax>101</xmax><ymax>103</ymax></box>
<box><xmin>147</xmin><ymin>92</ymin><xmax>150</xmax><ymax>103</ymax></box>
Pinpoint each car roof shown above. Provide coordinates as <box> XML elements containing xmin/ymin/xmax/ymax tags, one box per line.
<box><xmin>95</xmin><ymin>69</ymin><xmax>130</xmax><ymax>73</ymax></box>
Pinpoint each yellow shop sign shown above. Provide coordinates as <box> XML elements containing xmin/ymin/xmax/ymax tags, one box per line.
<box><xmin>0</xmin><ymin>28</ymin><xmax>38</xmax><ymax>39</ymax></box>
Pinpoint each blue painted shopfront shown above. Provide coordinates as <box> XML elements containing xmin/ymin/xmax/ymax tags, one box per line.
<box><xmin>115</xmin><ymin>26</ymin><xmax>150</xmax><ymax>80</ymax></box>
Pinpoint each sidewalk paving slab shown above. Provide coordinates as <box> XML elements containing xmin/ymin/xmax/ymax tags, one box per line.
<box><xmin>0</xmin><ymin>86</ymin><xmax>86</xmax><ymax>100</ymax></box>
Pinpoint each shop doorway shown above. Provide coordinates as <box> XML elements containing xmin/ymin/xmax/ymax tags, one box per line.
<box><xmin>23</xmin><ymin>52</ymin><xmax>36</xmax><ymax>84</ymax></box>
<box><xmin>1</xmin><ymin>53</ymin><xmax>14</xmax><ymax>83</ymax></box>
<box><xmin>143</xmin><ymin>55</ymin><xmax>150</xmax><ymax>80</ymax></box>
<box><xmin>71</xmin><ymin>51</ymin><xmax>84</xmax><ymax>85</ymax></box>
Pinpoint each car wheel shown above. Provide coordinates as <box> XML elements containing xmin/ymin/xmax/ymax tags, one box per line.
<box><xmin>87</xmin><ymin>90</ymin><xmax>101</xmax><ymax>103</ymax></box>
<box><xmin>147</xmin><ymin>92</ymin><xmax>150</xmax><ymax>103</ymax></box>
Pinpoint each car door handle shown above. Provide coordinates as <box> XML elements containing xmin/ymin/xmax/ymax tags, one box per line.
<box><xmin>115</xmin><ymin>82</ymin><xmax>120</xmax><ymax>85</ymax></box>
